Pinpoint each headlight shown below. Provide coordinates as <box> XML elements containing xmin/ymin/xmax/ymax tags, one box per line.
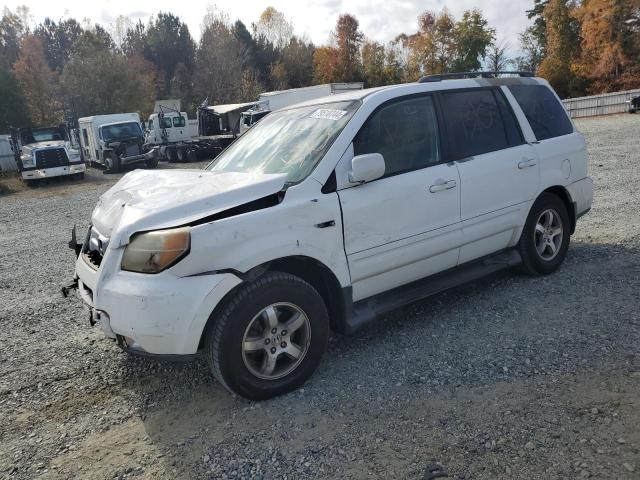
<box><xmin>21</xmin><ymin>153</ymin><xmax>35</xmax><ymax>167</ymax></box>
<box><xmin>121</xmin><ymin>227</ymin><xmax>190</xmax><ymax>273</ymax></box>
<box><xmin>68</xmin><ymin>149</ymin><xmax>81</xmax><ymax>162</ymax></box>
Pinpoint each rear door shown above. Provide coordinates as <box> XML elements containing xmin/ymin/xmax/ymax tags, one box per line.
<box><xmin>438</xmin><ymin>88</ymin><xmax>540</xmax><ymax>264</ymax></box>
<box><xmin>337</xmin><ymin>94</ymin><xmax>462</xmax><ymax>301</ymax></box>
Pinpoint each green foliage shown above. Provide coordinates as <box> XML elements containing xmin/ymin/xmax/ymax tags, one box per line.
<box><xmin>34</xmin><ymin>18</ymin><xmax>83</xmax><ymax>71</ymax></box>
<box><xmin>0</xmin><ymin>60</ymin><xmax>29</xmax><ymax>129</ymax></box>
<box><xmin>452</xmin><ymin>10</ymin><xmax>495</xmax><ymax>72</ymax></box>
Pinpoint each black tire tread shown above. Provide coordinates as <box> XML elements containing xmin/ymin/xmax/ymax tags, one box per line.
<box><xmin>204</xmin><ymin>271</ymin><xmax>327</xmax><ymax>398</ymax></box>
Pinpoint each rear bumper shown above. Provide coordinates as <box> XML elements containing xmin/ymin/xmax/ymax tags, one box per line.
<box><xmin>566</xmin><ymin>176</ymin><xmax>594</xmax><ymax>220</ymax></box>
<box><xmin>74</xmin><ymin>248</ymin><xmax>242</xmax><ymax>356</ymax></box>
<box><xmin>21</xmin><ymin>163</ymin><xmax>85</xmax><ymax>180</ymax></box>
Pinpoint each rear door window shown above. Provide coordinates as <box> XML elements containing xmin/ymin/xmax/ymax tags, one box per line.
<box><xmin>173</xmin><ymin>116</ymin><xmax>186</xmax><ymax>127</ymax></box>
<box><xmin>439</xmin><ymin>89</ymin><xmax>519</xmax><ymax>160</ymax></box>
<box><xmin>507</xmin><ymin>85</ymin><xmax>573</xmax><ymax>140</ymax></box>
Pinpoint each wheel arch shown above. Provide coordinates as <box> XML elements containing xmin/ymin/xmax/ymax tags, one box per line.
<box><xmin>199</xmin><ymin>255</ymin><xmax>348</xmax><ymax>349</ymax></box>
<box><xmin>540</xmin><ymin>185</ymin><xmax>576</xmax><ymax>234</ymax></box>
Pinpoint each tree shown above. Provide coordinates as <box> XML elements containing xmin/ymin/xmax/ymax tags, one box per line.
<box><xmin>254</xmin><ymin>7</ymin><xmax>293</xmax><ymax>50</ymax></box>
<box><xmin>61</xmin><ymin>31</ymin><xmax>155</xmax><ymax>117</ymax></box>
<box><xmin>574</xmin><ymin>0</ymin><xmax>640</xmax><ymax>92</ymax></box>
<box><xmin>452</xmin><ymin>9</ymin><xmax>495</xmax><ymax>72</ymax></box>
<box><xmin>515</xmin><ymin>27</ymin><xmax>544</xmax><ymax>73</ymax></box>
<box><xmin>33</xmin><ymin>18</ymin><xmax>84</xmax><ymax>71</ymax></box>
<box><xmin>312</xmin><ymin>45</ymin><xmax>339</xmax><ymax>83</ymax></box>
<box><xmin>486</xmin><ymin>40</ymin><xmax>511</xmax><ymax>71</ymax></box>
<box><xmin>121</xmin><ymin>21</ymin><xmax>147</xmax><ymax>58</ymax></box>
<box><xmin>0</xmin><ymin>7</ymin><xmax>28</xmax><ymax>66</ymax></box>
<box><xmin>144</xmin><ymin>13</ymin><xmax>195</xmax><ymax>97</ymax></box>
<box><xmin>537</xmin><ymin>0</ymin><xmax>581</xmax><ymax>97</ymax></box>
<box><xmin>526</xmin><ymin>0</ymin><xmax>550</xmax><ymax>54</ymax></box>
<box><xmin>0</xmin><ymin>62</ymin><xmax>29</xmax><ymax>129</ymax></box>
<box><xmin>194</xmin><ymin>20</ymin><xmax>247</xmax><ymax>104</ymax></box>
<box><xmin>361</xmin><ymin>40</ymin><xmax>387</xmax><ymax>86</ymax></box>
<box><xmin>333</xmin><ymin>14</ymin><xmax>363</xmax><ymax>82</ymax></box>
<box><xmin>13</xmin><ymin>35</ymin><xmax>62</xmax><ymax>125</ymax></box>
<box><xmin>281</xmin><ymin>36</ymin><xmax>314</xmax><ymax>88</ymax></box>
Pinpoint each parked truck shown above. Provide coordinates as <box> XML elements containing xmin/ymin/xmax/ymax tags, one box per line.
<box><xmin>239</xmin><ymin>83</ymin><xmax>364</xmax><ymax>134</ymax></box>
<box><xmin>144</xmin><ymin>102</ymin><xmax>258</xmax><ymax>162</ymax></box>
<box><xmin>78</xmin><ymin>113</ymin><xmax>157</xmax><ymax>173</ymax></box>
<box><xmin>10</xmin><ymin>125</ymin><xmax>86</xmax><ymax>183</ymax></box>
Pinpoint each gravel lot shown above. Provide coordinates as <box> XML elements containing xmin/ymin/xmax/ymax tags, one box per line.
<box><xmin>1</xmin><ymin>114</ymin><xmax>639</xmax><ymax>480</ymax></box>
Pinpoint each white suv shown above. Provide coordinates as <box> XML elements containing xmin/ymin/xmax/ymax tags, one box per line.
<box><xmin>70</xmin><ymin>73</ymin><xmax>593</xmax><ymax>399</ymax></box>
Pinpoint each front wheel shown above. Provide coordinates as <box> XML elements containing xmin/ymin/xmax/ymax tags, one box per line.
<box><xmin>517</xmin><ymin>192</ymin><xmax>571</xmax><ymax>275</ymax></box>
<box><xmin>205</xmin><ymin>272</ymin><xmax>329</xmax><ymax>400</ymax></box>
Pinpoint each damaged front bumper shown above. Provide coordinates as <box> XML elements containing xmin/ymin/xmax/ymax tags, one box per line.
<box><xmin>119</xmin><ymin>148</ymin><xmax>157</xmax><ymax>166</ymax></box>
<box><xmin>65</xmin><ymin>225</ymin><xmax>242</xmax><ymax>359</ymax></box>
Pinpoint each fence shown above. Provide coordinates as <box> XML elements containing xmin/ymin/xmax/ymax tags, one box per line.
<box><xmin>562</xmin><ymin>89</ymin><xmax>640</xmax><ymax>118</ymax></box>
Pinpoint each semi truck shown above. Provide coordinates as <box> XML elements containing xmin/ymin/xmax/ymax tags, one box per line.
<box><xmin>78</xmin><ymin>113</ymin><xmax>157</xmax><ymax>173</ymax></box>
<box><xmin>143</xmin><ymin>102</ymin><xmax>258</xmax><ymax>162</ymax></box>
<box><xmin>10</xmin><ymin>125</ymin><xmax>86</xmax><ymax>183</ymax></box>
<box><xmin>239</xmin><ymin>82</ymin><xmax>364</xmax><ymax>134</ymax></box>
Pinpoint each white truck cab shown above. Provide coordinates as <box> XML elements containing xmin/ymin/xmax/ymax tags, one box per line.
<box><xmin>70</xmin><ymin>73</ymin><xmax>593</xmax><ymax>400</ymax></box>
<box><xmin>12</xmin><ymin>126</ymin><xmax>86</xmax><ymax>182</ymax></box>
<box><xmin>145</xmin><ymin>111</ymin><xmax>198</xmax><ymax>145</ymax></box>
<box><xmin>78</xmin><ymin>113</ymin><xmax>157</xmax><ymax>173</ymax></box>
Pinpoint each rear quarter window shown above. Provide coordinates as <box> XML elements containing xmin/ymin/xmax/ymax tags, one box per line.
<box><xmin>508</xmin><ymin>85</ymin><xmax>573</xmax><ymax>141</ymax></box>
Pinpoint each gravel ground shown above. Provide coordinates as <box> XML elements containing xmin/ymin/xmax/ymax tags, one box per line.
<box><xmin>1</xmin><ymin>115</ymin><xmax>639</xmax><ymax>480</ymax></box>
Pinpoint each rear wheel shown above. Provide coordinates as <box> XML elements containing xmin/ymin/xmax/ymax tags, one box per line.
<box><xmin>145</xmin><ymin>157</ymin><xmax>158</xmax><ymax>169</ymax></box>
<box><xmin>518</xmin><ymin>192</ymin><xmax>571</xmax><ymax>275</ymax></box>
<box><xmin>166</xmin><ymin>148</ymin><xmax>177</xmax><ymax>163</ymax></box>
<box><xmin>176</xmin><ymin>147</ymin><xmax>186</xmax><ymax>162</ymax></box>
<box><xmin>205</xmin><ymin>272</ymin><xmax>329</xmax><ymax>400</ymax></box>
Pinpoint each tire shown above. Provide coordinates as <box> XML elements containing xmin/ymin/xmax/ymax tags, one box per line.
<box><xmin>145</xmin><ymin>157</ymin><xmax>158</xmax><ymax>169</ymax></box>
<box><xmin>104</xmin><ymin>152</ymin><xmax>120</xmax><ymax>173</ymax></box>
<box><xmin>205</xmin><ymin>272</ymin><xmax>329</xmax><ymax>400</ymax></box>
<box><xmin>517</xmin><ymin>192</ymin><xmax>571</xmax><ymax>275</ymax></box>
<box><xmin>75</xmin><ymin>172</ymin><xmax>85</xmax><ymax>180</ymax></box>
<box><xmin>176</xmin><ymin>147</ymin><xmax>186</xmax><ymax>162</ymax></box>
<box><xmin>187</xmin><ymin>149</ymin><xmax>198</xmax><ymax>162</ymax></box>
<box><xmin>166</xmin><ymin>148</ymin><xmax>177</xmax><ymax>163</ymax></box>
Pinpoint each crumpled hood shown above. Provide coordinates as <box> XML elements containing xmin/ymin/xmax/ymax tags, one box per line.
<box><xmin>92</xmin><ymin>169</ymin><xmax>287</xmax><ymax>248</ymax></box>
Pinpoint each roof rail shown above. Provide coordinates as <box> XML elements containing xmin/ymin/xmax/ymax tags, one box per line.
<box><xmin>418</xmin><ymin>71</ymin><xmax>534</xmax><ymax>83</ymax></box>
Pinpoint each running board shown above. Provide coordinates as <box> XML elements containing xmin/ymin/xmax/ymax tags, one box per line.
<box><xmin>342</xmin><ymin>249</ymin><xmax>521</xmax><ymax>334</ymax></box>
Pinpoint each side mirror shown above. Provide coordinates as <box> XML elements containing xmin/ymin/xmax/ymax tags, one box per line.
<box><xmin>348</xmin><ymin>153</ymin><xmax>385</xmax><ymax>184</ymax></box>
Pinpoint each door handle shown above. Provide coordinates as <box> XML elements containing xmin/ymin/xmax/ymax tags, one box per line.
<box><xmin>518</xmin><ymin>159</ymin><xmax>537</xmax><ymax>169</ymax></box>
<box><xmin>429</xmin><ymin>179</ymin><xmax>457</xmax><ymax>193</ymax></box>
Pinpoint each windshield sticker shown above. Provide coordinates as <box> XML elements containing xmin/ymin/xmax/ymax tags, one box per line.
<box><xmin>309</xmin><ymin>109</ymin><xmax>348</xmax><ymax>121</ymax></box>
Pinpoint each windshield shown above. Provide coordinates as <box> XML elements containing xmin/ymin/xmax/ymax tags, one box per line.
<box><xmin>22</xmin><ymin>127</ymin><xmax>67</xmax><ymax>145</ymax></box>
<box><xmin>101</xmin><ymin>122</ymin><xmax>142</xmax><ymax>142</ymax></box>
<box><xmin>207</xmin><ymin>100</ymin><xmax>359</xmax><ymax>184</ymax></box>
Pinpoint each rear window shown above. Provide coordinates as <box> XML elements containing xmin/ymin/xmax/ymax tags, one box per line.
<box><xmin>508</xmin><ymin>85</ymin><xmax>573</xmax><ymax>141</ymax></box>
<box><xmin>173</xmin><ymin>116</ymin><xmax>186</xmax><ymax>127</ymax></box>
<box><xmin>440</xmin><ymin>89</ymin><xmax>521</xmax><ymax>160</ymax></box>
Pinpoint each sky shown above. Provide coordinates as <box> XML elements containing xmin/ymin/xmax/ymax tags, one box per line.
<box><xmin>3</xmin><ymin>0</ymin><xmax>534</xmax><ymax>49</ymax></box>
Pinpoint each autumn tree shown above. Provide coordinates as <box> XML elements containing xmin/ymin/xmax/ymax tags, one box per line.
<box><xmin>574</xmin><ymin>0</ymin><xmax>640</xmax><ymax>91</ymax></box>
<box><xmin>333</xmin><ymin>14</ymin><xmax>363</xmax><ymax>82</ymax></box>
<box><xmin>313</xmin><ymin>45</ymin><xmax>339</xmax><ymax>83</ymax></box>
<box><xmin>254</xmin><ymin>7</ymin><xmax>294</xmax><ymax>50</ymax></box>
<box><xmin>13</xmin><ymin>35</ymin><xmax>62</xmax><ymax>125</ymax></box>
<box><xmin>537</xmin><ymin>0</ymin><xmax>582</xmax><ymax>98</ymax></box>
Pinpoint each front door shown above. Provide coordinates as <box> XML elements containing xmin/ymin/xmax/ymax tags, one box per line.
<box><xmin>337</xmin><ymin>95</ymin><xmax>462</xmax><ymax>302</ymax></box>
